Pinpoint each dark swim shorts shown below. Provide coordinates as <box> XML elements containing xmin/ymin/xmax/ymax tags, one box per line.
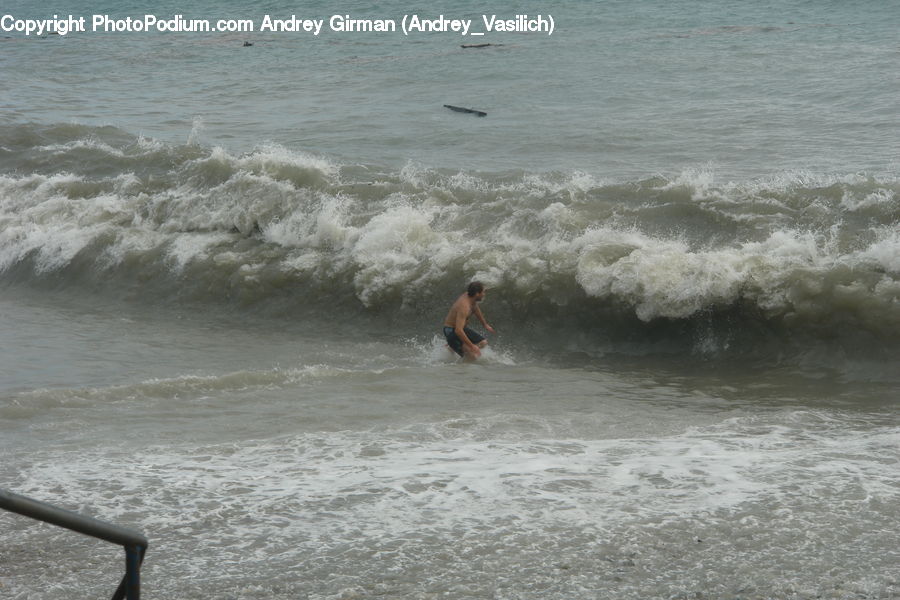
<box><xmin>443</xmin><ymin>326</ymin><xmax>485</xmax><ymax>357</ymax></box>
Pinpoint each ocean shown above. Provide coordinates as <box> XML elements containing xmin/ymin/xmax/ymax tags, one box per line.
<box><xmin>1</xmin><ymin>0</ymin><xmax>898</xmax><ymax>598</ymax></box>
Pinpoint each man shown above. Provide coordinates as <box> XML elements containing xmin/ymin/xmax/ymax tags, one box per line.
<box><xmin>443</xmin><ymin>281</ymin><xmax>495</xmax><ymax>360</ymax></box>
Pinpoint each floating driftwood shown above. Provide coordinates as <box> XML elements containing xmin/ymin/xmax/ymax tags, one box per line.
<box><xmin>444</xmin><ymin>104</ymin><xmax>487</xmax><ymax>117</ymax></box>
<box><xmin>461</xmin><ymin>43</ymin><xmax>504</xmax><ymax>49</ymax></box>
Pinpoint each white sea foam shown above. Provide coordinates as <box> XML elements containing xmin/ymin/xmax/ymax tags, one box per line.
<box><xmin>11</xmin><ymin>411</ymin><xmax>898</xmax><ymax>576</ymax></box>
<box><xmin>236</xmin><ymin>143</ymin><xmax>341</xmax><ymax>182</ymax></box>
<box><xmin>855</xmin><ymin>226</ymin><xmax>900</xmax><ymax>274</ymax></box>
<box><xmin>657</xmin><ymin>165</ymin><xmax>717</xmax><ymax>199</ymax></box>
<box><xmin>0</xmin><ymin>139</ymin><xmax>897</xmax><ymax>338</ymax></box>
<box><xmin>40</xmin><ymin>138</ymin><xmax>128</xmax><ymax>158</ymax></box>
<box><xmin>841</xmin><ymin>187</ymin><xmax>896</xmax><ymax>212</ymax></box>
<box><xmin>351</xmin><ymin>204</ymin><xmax>448</xmax><ymax>306</ymax></box>
<box><xmin>164</xmin><ymin>231</ymin><xmax>232</xmax><ymax>271</ymax></box>
<box><xmin>186</xmin><ymin>115</ymin><xmax>205</xmax><ymax>146</ymax></box>
<box><xmin>421</xmin><ymin>334</ymin><xmax>515</xmax><ymax>366</ymax></box>
<box><xmin>569</xmin><ymin>224</ymin><xmax>895</xmax><ymax>321</ymax></box>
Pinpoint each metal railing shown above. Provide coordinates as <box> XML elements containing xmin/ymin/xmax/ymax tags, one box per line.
<box><xmin>0</xmin><ymin>488</ymin><xmax>148</xmax><ymax>600</ymax></box>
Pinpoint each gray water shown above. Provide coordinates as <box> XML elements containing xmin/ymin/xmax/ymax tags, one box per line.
<box><xmin>3</xmin><ymin>0</ymin><xmax>898</xmax><ymax>177</ymax></box>
<box><xmin>1</xmin><ymin>1</ymin><xmax>899</xmax><ymax>598</ymax></box>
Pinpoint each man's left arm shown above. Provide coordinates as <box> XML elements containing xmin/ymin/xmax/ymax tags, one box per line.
<box><xmin>474</xmin><ymin>305</ymin><xmax>495</xmax><ymax>334</ymax></box>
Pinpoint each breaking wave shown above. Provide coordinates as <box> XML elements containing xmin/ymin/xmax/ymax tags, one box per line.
<box><xmin>2</xmin><ymin>123</ymin><xmax>898</xmax><ymax>362</ymax></box>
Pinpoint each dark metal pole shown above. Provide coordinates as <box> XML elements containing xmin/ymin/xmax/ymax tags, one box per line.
<box><xmin>126</xmin><ymin>545</ymin><xmax>143</xmax><ymax>600</ymax></box>
<box><xmin>0</xmin><ymin>489</ymin><xmax>147</xmax><ymax>548</ymax></box>
<box><xmin>0</xmin><ymin>489</ymin><xmax>148</xmax><ymax>600</ymax></box>
<box><xmin>112</xmin><ymin>545</ymin><xmax>145</xmax><ymax>600</ymax></box>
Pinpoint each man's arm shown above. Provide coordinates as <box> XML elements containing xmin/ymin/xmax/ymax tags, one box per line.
<box><xmin>454</xmin><ymin>312</ymin><xmax>481</xmax><ymax>357</ymax></box>
<box><xmin>473</xmin><ymin>305</ymin><xmax>495</xmax><ymax>334</ymax></box>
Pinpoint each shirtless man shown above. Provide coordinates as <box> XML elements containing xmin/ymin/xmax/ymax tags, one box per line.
<box><xmin>443</xmin><ymin>281</ymin><xmax>495</xmax><ymax>360</ymax></box>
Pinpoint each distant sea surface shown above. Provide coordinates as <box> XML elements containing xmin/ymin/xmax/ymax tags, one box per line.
<box><xmin>1</xmin><ymin>1</ymin><xmax>898</xmax><ymax>598</ymax></box>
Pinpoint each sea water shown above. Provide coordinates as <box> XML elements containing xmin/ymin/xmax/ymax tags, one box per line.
<box><xmin>1</xmin><ymin>1</ymin><xmax>898</xmax><ymax>598</ymax></box>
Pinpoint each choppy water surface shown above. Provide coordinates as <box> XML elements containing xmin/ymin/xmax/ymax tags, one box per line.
<box><xmin>1</xmin><ymin>0</ymin><xmax>898</xmax><ymax>598</ymax></box>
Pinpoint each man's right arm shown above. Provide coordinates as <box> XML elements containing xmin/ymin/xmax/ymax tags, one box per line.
<box><xmin>454</xmin><ymin>312</ymin><xmax>481</xmax><ymax>357</ymax></box>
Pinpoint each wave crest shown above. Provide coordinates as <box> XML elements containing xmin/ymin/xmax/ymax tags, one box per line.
<box><xmin>2</xmin><ymin>124</ymin><xmax>898</xmax><ymax>354</ymax></box>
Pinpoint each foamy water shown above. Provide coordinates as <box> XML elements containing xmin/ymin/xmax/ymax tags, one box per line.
<box><xmin>1</xmin><ymin>135</ymin><xmax>897</xmax><ymax>349</ymax></box>
<box><xmin>3</xmin><ymin>315</ymin><xmax>898</xmax><ymax>598</ymax></box>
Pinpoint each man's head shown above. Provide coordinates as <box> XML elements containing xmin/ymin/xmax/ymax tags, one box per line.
<box><xmin>467</xmin><ymin>281</ymin><xmax>486</xmax><ymax>300</ymax></box>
